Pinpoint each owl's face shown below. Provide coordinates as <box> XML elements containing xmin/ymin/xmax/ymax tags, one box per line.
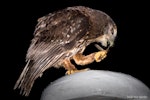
<box><xmin>95</xmin><ymin>23</ymin><xmax>117</xmax><ymax>50</ymax></box>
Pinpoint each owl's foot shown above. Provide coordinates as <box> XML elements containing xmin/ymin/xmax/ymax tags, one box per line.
<box><xmin>94</xmin><ymin>50</ymin><xmax>107</xmax><ymax>62</ymax></box>
<box><xmin>73</xmin><ymin>53</ymin><xmax>95</xmax><ymax>66</ymax></box>
<box><xmin>63</xmin><ymin>59</ymin><xmax>78</xmax><ymax>74</ymax></box>
<box><xmin>66</xmin><ymin>68</ymin><xmax>90</xmax><ymax>75</ymax></box>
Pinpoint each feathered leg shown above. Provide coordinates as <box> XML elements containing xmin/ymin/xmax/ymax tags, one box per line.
<box><xmin>63</xmin><ymin>50</ymin><xmax>107</xmax><ymax>75</ymax></box>
<box><xmin>73</xmin><ymin>50</ymin><xmax>107</xmax><ymax>65</ymax></box>
<box><xmin>63</xmin><ymin>59</ymin><xmax>89</xmax><ymax>75</ymax></box>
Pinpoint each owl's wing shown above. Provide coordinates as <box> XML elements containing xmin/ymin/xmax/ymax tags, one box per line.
<box><xmin>14</xmin><ymin>8</ymin><xmax>90</xmax><ymax>96</ymax></box>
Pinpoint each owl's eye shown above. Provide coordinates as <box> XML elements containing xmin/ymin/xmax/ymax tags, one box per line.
<box><xmin>111</xmin><ymin>28</ymin><xmax>114</xmax><ymax>35</ymax></box>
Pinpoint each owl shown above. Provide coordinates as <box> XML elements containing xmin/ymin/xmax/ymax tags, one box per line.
<box><xmin>14</xmin><ymin>6</ymin><xmax>117</xmax><ymax>96</ymax></box>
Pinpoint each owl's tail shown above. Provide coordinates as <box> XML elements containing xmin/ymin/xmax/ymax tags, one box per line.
<box><xmin>14</xmin><ymin>45</ymin><xmax>66</xmax><ymax>96</ymax></box>
<box><xmin>14</xmin><ymin>60</ymin><xmax>35</xmax><ymax>96</ymax></box>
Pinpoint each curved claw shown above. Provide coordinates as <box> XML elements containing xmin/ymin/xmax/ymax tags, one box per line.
<box><xmin>94</xmin><ymin>50</ymin><xmax>107</xmax><ymax>62</ymax></box>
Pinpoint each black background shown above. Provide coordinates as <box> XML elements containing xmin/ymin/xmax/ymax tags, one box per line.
<box><xmin>3</xmin><ymin>0</ymin><xmax>149</xmax><ymax>100</ymax></box>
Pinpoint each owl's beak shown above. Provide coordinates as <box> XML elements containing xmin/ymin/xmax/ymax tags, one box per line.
<box><xmin>107</xmin><ymin>38</ymin><xmax>114</xmax><ymax>48</ymax></box>
<box><xmin>95</xmin><ymin>31</ymin><xmax>116</xmax><ymax>51</ymax></box>
<box><xmin>95</xmin><ymin>40</ymin><xmax>110</xmax><ymax>51</ymax></box>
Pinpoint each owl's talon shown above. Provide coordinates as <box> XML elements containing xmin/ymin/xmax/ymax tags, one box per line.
<box><xmin>94</xmin><ymin>50</ymin><xmax>107</xmax><ymax>62</ymax></box>
<box><xmin>66</xmin><ymin>68</ymin><xmax>90</xmax><ymax>75</ymax></box>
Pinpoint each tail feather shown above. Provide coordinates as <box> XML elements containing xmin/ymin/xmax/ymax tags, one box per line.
<box><xmin>14</xmin><ymin>44</ymin><xmax>69</xmax><ymax>96</ymax></box>
<box><xmin>14</xmin><ymin>51</ymin><xmax>66</xmax><ymax>96</ymax></box>
<box><xmin>14</xmin><ymin>60</ymin><xmax>35</xmax><ymax>96</ymax></box>
<box><xmin>14</xmin><ymin>60</ymin><xmax>30</xmax><ymax>90</ymax></box>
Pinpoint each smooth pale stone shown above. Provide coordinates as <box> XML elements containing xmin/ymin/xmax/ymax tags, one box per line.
<box><xmin>41</xmin><ymin>70</ymin><xmax>150</xmax><ymax>100</ymax></box>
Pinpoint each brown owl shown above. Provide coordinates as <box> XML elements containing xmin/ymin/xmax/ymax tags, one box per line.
<box><xmin>14</xmin><ymin>6</ymin><xmax>117</xmax><ymax>96</ymax></box>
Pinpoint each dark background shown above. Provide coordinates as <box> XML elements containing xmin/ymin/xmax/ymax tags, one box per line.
<box><xmin>3</xmin><ymin>0</ymin><xmax>149</xmax><ymax>100</ymax></box>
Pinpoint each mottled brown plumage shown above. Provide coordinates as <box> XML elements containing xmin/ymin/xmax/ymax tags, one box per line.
<box><xmin>14</xmin><ymin>6</ymin><xmax>117</xmax><ymax>96</ymax></box>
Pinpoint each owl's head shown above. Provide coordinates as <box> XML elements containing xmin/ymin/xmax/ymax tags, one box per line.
<box><xmin>94</xmin><ymin>12</ymin><xmax>117</xmax><ymax>50</ymax></box>
<box><xmin>98</xmin><ymin>23</ymin><xmax>117</xmax><ymax>47</ymax></box>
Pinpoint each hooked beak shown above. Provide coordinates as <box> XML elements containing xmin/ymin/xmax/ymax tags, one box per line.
<box><xmin>95</xmin><ymin>38</ymin><xmax>114</xmax><ymax>51</ymax></box>
<box><xmin>95</xmin><ymin>40</ymin><xmax>110</xmax><ymax>51</ymax></box>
